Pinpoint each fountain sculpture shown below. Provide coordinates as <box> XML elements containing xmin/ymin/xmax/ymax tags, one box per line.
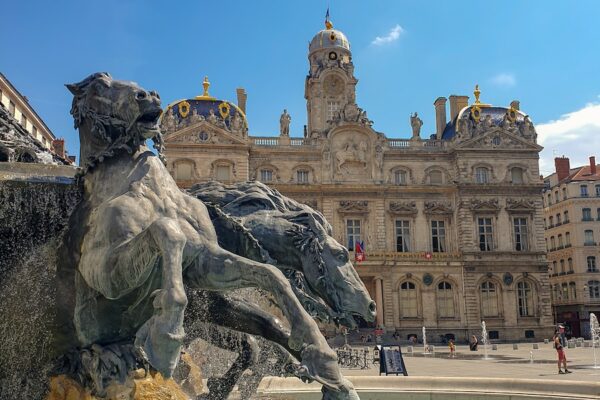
<box><xmin>0</xmin><ymin>72</ymin><xmax>376</xmax><ymax>400</ymax></box>
<box><xmin>591</xmin><ymin>313</ymin><xmax>600</xmax><ymax>369</ymax></box>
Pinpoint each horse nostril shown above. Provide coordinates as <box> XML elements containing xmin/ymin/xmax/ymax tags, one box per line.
<box><xmin>368</xmin><ymin>301</ymin><xmax>376</xmax><ymax>314</ymax></box>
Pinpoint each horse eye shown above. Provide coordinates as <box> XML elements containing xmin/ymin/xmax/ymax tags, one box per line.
<box><xmin>136</xmin><ymin>91</ymin><xmax>147</xmax><ymax>100</ymax></box>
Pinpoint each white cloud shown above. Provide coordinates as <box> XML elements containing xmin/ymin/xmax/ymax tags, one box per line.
<box><xmin>371</xmin><ymin>24</ymin><xmax>404</xmax><ymax>46</ymax></box>
<box><xmin>490</xmin><ymin>73</ymin><xmax>516</xmax><ymax>88</ymax></box>
<box><xmin>536</xmin><ymin>100</ymin><xmax>600</xmax><ymax>175</ymax></box>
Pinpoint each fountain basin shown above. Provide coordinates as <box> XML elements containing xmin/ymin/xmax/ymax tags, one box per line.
<box><xmin>257</xmin><ymin>376</ymin><xmax>600</xmax><ymax>399</ymax></box>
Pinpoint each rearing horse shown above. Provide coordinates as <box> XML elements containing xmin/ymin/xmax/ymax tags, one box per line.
<box><xmin>55</xmin><ymin>73</ymin><xmax>357</xmax><ymax>399</ymax></box>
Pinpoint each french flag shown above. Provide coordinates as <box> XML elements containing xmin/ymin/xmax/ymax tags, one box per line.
<box><xmin>355</xmin><ymin>240</ymin><xmax>365</xmax><ymax>262</ymax></box>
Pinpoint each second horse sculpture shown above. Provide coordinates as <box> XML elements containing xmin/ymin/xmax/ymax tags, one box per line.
<box><xmin>54</xmin><ymin>72</ymin><xmax>372</xmax><ymax>399</ymax></box>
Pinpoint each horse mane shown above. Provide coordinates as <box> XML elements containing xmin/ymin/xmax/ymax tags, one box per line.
<box><xmin>66</xmin><ymin>72</ymin><xmax>165</xmax><ymax>174</ymax></box>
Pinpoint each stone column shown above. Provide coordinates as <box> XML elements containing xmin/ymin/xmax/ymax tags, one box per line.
<box><xmin>375</xmin><ymin>278</ymin><xmax>384</xmax><ymax>327</ymax></box>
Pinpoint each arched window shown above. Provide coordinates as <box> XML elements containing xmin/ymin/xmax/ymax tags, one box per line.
<box><xmin>480</xmin><ymin>281</ymin><xmax>499</xmax><ymax>317</ymax></box>
<box><xmin>569</xmin><ymin>282</ymin><xmax>577</xmax><ymax>300</ymax></box>
<box><xmin>394</xmin><ymin>170</ymin><xmax>407</xmax><ymax>185</ymax></box>
<box><xmin>511</xmin><ymin>167</ymin><xmax>524</xmax><ymax>184</ymax></box>
<box><xmin>517</xmin><ymin>281</ymin><xmax>534</xmax><ymax>317</ymax></box>
<box><xmin>564</xmin><ymin>211</ymin><xmax>569</xmax><ymax>223</ymax></box>
<box><xmin>429</xmin><ymin>170</ymin><xmax>443</xmax><ymax>185</ymax></box>
<box><xmin>475</xmin><ymin>167</ymin><xmax>490</xmax><ymax>184</ymax></box>
<box><xmin>437</xmin><ymin>281</ymin><xmax>455</xmax><ymax>318</ymax></box>
<box><xmin>399</xmin><ymin>281</ymin><xmax>418</xmax><ymax>318</ymax></box>
<box><xmin>560</xmin><ymin>259</ymin><xmax>565</xmax><ymax>273</ymax></box>
<box><xmin>588</xmin><ymin>256</ymin><xmax>598</xmax><ymax>272</ymax></box>
<box><xmin>175</xmin><ymin>162</ymin><xmax>193</xmax><ymax>180</ymax></box>
<box><xmin>556</xmin><ymin>214</ymin><xmax>561</xmax><ymax>224</ymax></box>
<box><xmin>588</xmin><ymin>280</ymin><xmax>600</xmax><ymax>299</ymax></box>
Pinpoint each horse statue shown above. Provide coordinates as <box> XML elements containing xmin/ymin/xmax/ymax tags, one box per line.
<box><xmin>54</xmin><ymin>72</ymin><xmax>361</xmax><ymax>399</ymax></box>
<box><xmin>185</xmin><ymin>180</ymin><xmax>376</xmax><ymax>398</ymax></box>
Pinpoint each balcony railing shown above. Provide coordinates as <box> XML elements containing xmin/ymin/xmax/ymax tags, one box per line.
<box><xmin>364</xmin><ymin>251</ymin><xmax>461</xmax><ymax>261</ymax></box>
<box><xmin>585</xmin><ymin>242</ymin><xmax>598</xmax><ymax>246</ymax></box>
<box><xmin>582</xmin><ymin>217</ymin><xmax>594</xmax><ymax>222</ymax></box>
<box><xmin>254</xmin><ymin>137</ymin><xmax>279</xmax><ymax>146</ymax></box>
<box><xmin>387</xmin><ymin>139</ymin><xmax>447</xmax><ymax>150</ymax></box>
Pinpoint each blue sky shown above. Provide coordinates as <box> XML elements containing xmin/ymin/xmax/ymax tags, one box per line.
<box><xmin>2</xmin><ymin>1</ymin><xmax>600</xmax><ymax>175</ymax></box>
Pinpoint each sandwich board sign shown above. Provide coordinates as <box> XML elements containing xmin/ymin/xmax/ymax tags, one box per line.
<box><xmin>378</xmin><ymin>345</ymin><xmax>408</xmax><ymax>376</ymax></box>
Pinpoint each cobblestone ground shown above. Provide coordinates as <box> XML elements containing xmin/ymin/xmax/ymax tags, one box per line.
<box><xmin>337</xmin><ymin>342</ymin><xmax>600</xmax><ymax>382</ymax></box>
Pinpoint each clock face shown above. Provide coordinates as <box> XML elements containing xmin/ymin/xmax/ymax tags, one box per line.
<box><xmin>324</xmin><ymin>75</ymin><xmax>344</xmax><ymax>96</ymax></box>
<box><xmin>328</xmin><ymin>51</ymin><xmax>337</xmax><ymax>60</ymax></box>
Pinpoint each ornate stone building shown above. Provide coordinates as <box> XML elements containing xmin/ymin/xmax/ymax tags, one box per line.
<box><xmin>544</xmin><ymin>156</ymin><xmax>600</xmax><ymax>338</ymax></box>
<box><xmin>163</xmin><ymin>20</ymin><xmax>553</xmax><ymax>341</ymax></box>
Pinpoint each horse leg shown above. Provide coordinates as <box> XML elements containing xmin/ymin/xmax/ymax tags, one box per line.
<box><xmin>184</xmin><ymin>245</ymin><xmax>348</xmax><ymax>392</ymax></box>
<box><xmin>127</xmin><ymin>217</ymin><xmax>187</xmax><ymax>377</ymax></box>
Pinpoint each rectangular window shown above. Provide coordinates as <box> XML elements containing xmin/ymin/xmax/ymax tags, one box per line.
<box><xmin>478</xmin><ymin>217</ymin><xmax>494</xmax><ymax>251</ymax></box>
<box><xmin>585</xmin><ymin>230</ymin><xmax>595</xmax><ymax>245</ymax></box>
<box><xmin>431</xmin><ymin>220</ymin><xmax>446</xmax><ymax>252</ymax></box>
<box><xmin>513</xmin><ymin>217</ymin><xmax>528</xmax><ymax>251</ymax></box>
<box><xmin>596</xmin><ymin>185</ymin><xmax>600</xmax><ymax>197</ymax></box>
<box><xmin>215</xmin><ymin>165</ymin><xmax>231</xmax><ymax>181</ymax></box>
<box><xmin>394</xmin><ymin>170</ymin><xmax>407</xmax><ymax>185</ymax></box>
<box><xmin>32</xmin><ymin>126</ymin><xmax>37</xmax><ymax>138</ymax></box>
<box><xmin>395</xmin><ymin>220</ymin><xmax>411</xmax><ymax>252</ymax></box>
<box><xmin>588</xmin><ymin>257</ymin><xmax>597</xmax><ymax>272</ymax></box>
<box><xmin>475</xmin><ymin>167</ymin><xmax>489</xmax><ymax>184</ymax></box>
<box><xmin>296</xmin><ymin>170</ymin><xmax>309</xmax><ymax>184</ymax></box>
<box><xmin>566</xmin><ymin>232</ymin><xmax>571</xmax><ymax>245</ymax></box>
<box><xmin>583</xmin><ymin>208</ymin><xmax>592</xmax><ymax>221</ymax></box>
<box><xmin>326</xmin><ymin>101</ymin><xmax>340</xmax><ymax>121</ymax></box>
<box><xmin>564</xmin><ymin>211</ymin><xmax>569</xmax><ymax>223</ymax></box>
<box><xmin>9</xmin><ymin>101</ymin><xmax>15</xmax><ymax>116</ymax></box>
<box><xmin>581</xmin><ymin>185</ymin><xmax>589</xmax><ymax>197</ymax></box>
<box><xmin>346</xmin><ymin>219</ymin><xmax>361</xmax><ymax>251</ymax></box>
<box><xmin>260</xmin><ymin>169</ymin><xmax>273</xmax><ymax>182</ymax></box>
<box><xmin>21</xmin><ymin>114</ymin><xmax>28</xmax><ymax>129</ymax></box>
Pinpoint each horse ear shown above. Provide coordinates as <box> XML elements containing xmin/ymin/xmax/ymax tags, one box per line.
<box><xmin>65</xmin><ymin>83</ymin><xmax>81</xmax><ymax>96</ymax></box>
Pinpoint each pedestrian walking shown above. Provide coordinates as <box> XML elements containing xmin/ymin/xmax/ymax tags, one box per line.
<box><xmin>553</xmin><ymin>332</ymin><xmax>571</xmax><ymax>374</ymax></box>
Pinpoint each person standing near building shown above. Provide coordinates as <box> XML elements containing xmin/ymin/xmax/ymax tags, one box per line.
<box><xmin>553</xmin><ymin>332</ymin><xmax>571</xmax><ymax>374</ymax></box>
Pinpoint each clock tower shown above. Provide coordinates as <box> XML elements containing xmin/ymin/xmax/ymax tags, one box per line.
<box><xmin>305</xmin><ymin>18</ymin><xmax>358</xmax><ymax>138</ymax></box>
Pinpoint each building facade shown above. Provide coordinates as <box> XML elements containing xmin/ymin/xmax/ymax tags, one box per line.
<box><xmin>0</xmin><ymin>72</ymin><xmax>73</xmax><ymax>162</ymax></box>
<box><xmin>162</xmin><ymin>20</ymin><xmax>554</xmax><ymax>341</ymax></box>
<box><xmin>544</xmin><ymin>156</ymin><xmax>600</xmax><ymax>338</ymax></box>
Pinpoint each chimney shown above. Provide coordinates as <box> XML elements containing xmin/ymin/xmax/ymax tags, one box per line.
<box><xmin>590</xmin><ymin>156</ymin><xmax>597</xmax><ymax>175</ymax></box>
<box><xmin>554</xmin><ymin>156</ymin><xmax>570</xmax><ymax>181</ymax></box>
<box><xmin>510</xmin><ymin>100</ymin><xmax>520</xmax><ymax>111</ymax></box>
<box><xmin>236</xmin><ymin>88</ymin><xmax>247</xmax><ymax>114</ymax></box>
<box><xmin>449</xmin><ymin>95</ymin><xmax>469</xmax><ymax>121</ymax></box>
<box><xmin>52</xmin><ymin>138</ymin><xmax>65</xmax><ymax>158</ymax></box>
<box><xmin>434</xmin><ymin>97</ymin><xmax>447</xmax><ymax>139</ymax></box>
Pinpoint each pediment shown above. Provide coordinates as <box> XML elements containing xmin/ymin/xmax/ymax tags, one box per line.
<box><xmin>455</xmin><ymin>128</ymin><xmax>542</xmax><ymax>151</ymax></box>
<box><xmin>164</xmin><ymin>121</ymin><xmax>247</xmax><ymax>145</ymax></box>
<box><xmin>338</xmin><ymin>200</ymin><xmax>369</xmax><ymax>214</ymax></box>
<box><xmin>389</xmin><ymin>201</ymin><xmax>418</xmax><ymax>215</ymax></box>
<box><xmin>464</xmin><ymin>198</ymin><xmax>500</xmax><ymax>213</ymax></box>
<box><xmin>506</xmin><ymin>198</ymin><xmax>536</xmax><ymax>213</ymax></box>
<box><xmin>424</xmin><ymin>201</ymin><xmax>453</xmax><ymax>215</ymax></box>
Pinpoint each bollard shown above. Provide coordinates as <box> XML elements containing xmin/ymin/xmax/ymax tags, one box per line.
<box><xmin>492</xmin><ymin>344</ymin><xmax>498</xmax><ymax>351</ymax></box>
<box><xmin>407</xmin><ymin>346</ymin><xmax>413</xmax><ymax>353</ymax></box>
<box><xmin>567</xmin><ymin>342</ymin><xmax>575</xmax><ymax>349</ymax></box>
<box><xmin>584</xmin><ymin>341</ymin><xmax>591</xmax><ymax>348</ymax></box>
<box><xmin>430</xmin><ymin>345</ymin><xmax>435</xmax><ymax>353</ymax></box>
<box><xmin>532</xmin><ymin>343</ymin><xmax>539</xmax><ymax>350</ymax></box>
<box><xmin>544</xmin><ymin>339</ymin><xmax>549</xmax><ymax>344</ymax></box>
<box><xmin>513</xmin><ymin>344</ymin><xmax>518</xmax><ymax>350</ymax></box>
<box><xmin>576</xmin><ymin>341</ymin><xmax>582</xmax><ymax>347</ymax></box>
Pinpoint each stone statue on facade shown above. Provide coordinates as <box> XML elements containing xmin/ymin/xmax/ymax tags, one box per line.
<box><xmin>160</xmin><ymin>106</ymin><xmax>176</xmax><ymax>134</ymax></box>
<box><xmin>280</xmin><ymin>109</ymin><xmax>291</xmax><ymax>136</ymax></box>
<box><xmin>410</xmin><ymin>112</ymin><xmax>423</xmax><ymax>140</ymax></box>
<box><xmin>189</xmin><ymin>108</ymin><xmax>204</xmax><ymax>125</ymax></box>
<box><xmin>520</xmin><ymin>116</ymin><xmax>537</xmax><ymax>140</ymax></box>
<box><xmin>53</xmin><ymin>72</ymin><xmax>365</xmax><ymax>400</ymax></box>
<box><xmin>230</xmin><ymin>112</ymin><xmax>244</xmax><ymax>134</ymax></box>
<box><xmin>207</xmin><ymin>108</ymin><xmax>218</xmax><ymax>126</ymax></box>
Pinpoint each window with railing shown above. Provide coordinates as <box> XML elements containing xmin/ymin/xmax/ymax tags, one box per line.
<box><xmin>583</xmin><ymin>208</ymin><xmax>592</xmax><ymax>221</ymax></box>
<box><xmin>588</xmin><ymin>256</ymin><xmax>598</xmax><ymax>272</ymax></box>
<box><xmin>395</xmin><ymin>220</ymin><xmax>411</xmax><ymax>252</ymax></box>
<box><xmin>588</xmin><ymin>280</ymin><xmax>600</xmax><ymax>299</ymax></box>
<box><xmin>585</xmin><ymin>230</ymin><xmax>595</xmax><ymax>245</ymax></box>
<box><xmin>550</xmin><ymin>236</ymin><xmax>556</xmax><ymax>249</ymax></box>
<box><xmin>556</xmin><ymin>214</ymin><xmax>562</xmax><ymax>225</ymax></box>
<box><xmin>581</xmin><ymin>185</ymin><xmax>589</xmax><ymax>197</ymax></box>
<box><xmin>560</xmin><ymin>259</ymin><xmax>565</xmax><ymax>274</ymax></box>
<box><xmin>478</xmin><ymin>217</ymin><xmax>494</xmax><ymax>251</ymax></box>
<box><xmin>513</xmin><ymin>217</ymin><xmax>528</xmax><ymax>251</ymax></box>
<box><xmin>549</xmin><ymin>216</ymin><xmax>554</xmax><ymax>226</ymax></box>
<box><xmin>431</xmin><ymin>220</ymin><xmax>446</xmax><ymax>252</ymax></box>
<box><xmin>557</xmin><ymin>234</ymin><xmax>563</xmax><ymax>248</ymax></box>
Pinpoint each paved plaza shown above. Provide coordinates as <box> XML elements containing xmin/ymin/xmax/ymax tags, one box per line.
<box><xmin>337</xmin><ymin>342</ymin><xmax>600</xmax><ymax>382</ymax></box>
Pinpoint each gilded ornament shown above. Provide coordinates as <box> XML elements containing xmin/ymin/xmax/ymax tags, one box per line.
<box><xmin>178</xmin><ymin>101</ymin><xmax>190</xmax><ymax>118</ymax></box>
<box><xmin>329</xmin><ymin>32</ymin><xmax>336</xmax><ymax>41</ymax></box>
<box><xmin>218</xmin><ymin>102</ymin><xmax>231</xmax><ymax>119</ymax></box>
<box><xmin>506</xmin><ymin>104</ymin><xmax>518</xmax><ymax>122</ymax></box>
